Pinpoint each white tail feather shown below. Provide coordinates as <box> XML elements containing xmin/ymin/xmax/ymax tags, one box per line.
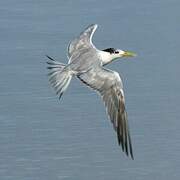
<box><xmin>46</xmin><ymin>55</ymin><xmax>72</xmax><ymax>99</ymax></box>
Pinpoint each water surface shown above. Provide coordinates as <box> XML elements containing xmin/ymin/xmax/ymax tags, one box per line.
<box><xmin>0</xmin><ymin>0</ymin><xmax>180</xmax><ymax>179</ymax></box>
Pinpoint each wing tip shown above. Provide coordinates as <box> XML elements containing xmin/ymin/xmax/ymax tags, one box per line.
<box><xmin>117</xmin><ymin>141</ymin><xmax>134</xmax><ymax>160</ymax></box>
<box><xmin>84</xmin><ymin>24</ymin><xmax>98</xmax><ymax>35</ymax></box>
<box><xmin>88</xmin><ymin>23</ymin><xmax>98</xmax><ymax>29</ymax></box>
<box><xmin>117</xmin><ymin>123</ymin><xmax>134</xmax><ymax>160</ymax></box>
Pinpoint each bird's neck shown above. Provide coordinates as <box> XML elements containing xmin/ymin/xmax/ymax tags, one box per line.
<box><xmin>98</xmin><ymin>50</ymin><xmax>113</xmax><ymax>66</ymax></box>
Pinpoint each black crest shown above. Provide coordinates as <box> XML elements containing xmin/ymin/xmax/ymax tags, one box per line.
<box><xmin>103</xmin><ymin>48</ymin><xmax>117</xmax><ymax>54</ymax></box>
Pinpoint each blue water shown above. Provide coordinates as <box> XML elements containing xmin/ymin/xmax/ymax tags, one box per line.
<box><xmin>0</xmin><ymin>0</ymin><xmax>180</xmax><ymax>179</ymax></box>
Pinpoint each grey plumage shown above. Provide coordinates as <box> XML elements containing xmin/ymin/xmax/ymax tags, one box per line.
<box><xmin>47</xmin><ymin>24</ymin><xmax>134</xmax><ymax>159</ymax></box>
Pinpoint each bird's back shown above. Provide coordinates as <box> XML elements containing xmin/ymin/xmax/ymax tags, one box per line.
<box><xmin>68</xmin><ymin>47</ymin><xmax>101</xmax><ymax>73</ymax></box>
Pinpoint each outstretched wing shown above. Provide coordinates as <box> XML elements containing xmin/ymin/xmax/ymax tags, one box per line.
<box><xmin>67</xmin><ymin>24</ymin><xmax>98</xmax><ymax>58</ymax></box>
<box><xmin>78</xmin><ymin>67</ymin><xmax>134</xmax><ymax>159</ymax></box>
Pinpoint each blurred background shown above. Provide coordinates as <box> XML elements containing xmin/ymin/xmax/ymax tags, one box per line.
<box><xmin>0</xmin><ymin>0</ymin><xmax>180</xmax><ymax>179</ymax></box>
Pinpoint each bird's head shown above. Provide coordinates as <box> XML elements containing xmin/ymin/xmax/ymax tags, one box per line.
<box><xmin>103</xmin><ymin>48</ymin><xmax>136</xmax><ymax>59</ymax></box>
<box><xmin>101</xmin><ymin>48</ymin><xmax>136</xmax><ymax>65</ymax></box>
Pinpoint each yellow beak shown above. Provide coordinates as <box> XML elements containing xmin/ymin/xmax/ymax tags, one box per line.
<box><xmin>123</xmin><ymin>51</ymin><xmax>136</xmax><ymax>57</ymax></box>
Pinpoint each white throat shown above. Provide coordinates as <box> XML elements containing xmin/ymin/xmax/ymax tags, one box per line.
<box><xmin>98</xmin><ymin>50</ymin><xmax>113</xmax><ymax>65</ymax></box>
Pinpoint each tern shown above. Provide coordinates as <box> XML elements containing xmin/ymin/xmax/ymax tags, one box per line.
<box><xmin>46</xmin><ymin>24</ymin><xmax>136</xmax><ymax>159</ymax></box>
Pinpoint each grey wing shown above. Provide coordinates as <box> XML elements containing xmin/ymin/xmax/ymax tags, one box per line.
<box><xmin>67</xmin><ymin>24</ymin><xmax>98</xmax><ymax>58</ymax></box>
<box><xmin>78</xmin><ymin>67</ymin><xmax>134</xmax><ymax>159</ymax></box>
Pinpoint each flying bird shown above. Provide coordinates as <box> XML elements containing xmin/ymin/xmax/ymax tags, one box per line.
<box><xmin>46</xmin><ymin>24</ymin><xmax>136</xmax><ymax>159</ymax></box>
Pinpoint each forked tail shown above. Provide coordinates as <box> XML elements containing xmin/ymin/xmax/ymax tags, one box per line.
<box><xmin>46</xmin><ymin>55</ymin><xmax>72</xmax><ymax>99</ymax></box>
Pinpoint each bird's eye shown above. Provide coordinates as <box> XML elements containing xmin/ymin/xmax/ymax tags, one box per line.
<box><xmin>115</xmin><ymin>51</ymin><xmax>119</xmax><ymax>54</ymax></box>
